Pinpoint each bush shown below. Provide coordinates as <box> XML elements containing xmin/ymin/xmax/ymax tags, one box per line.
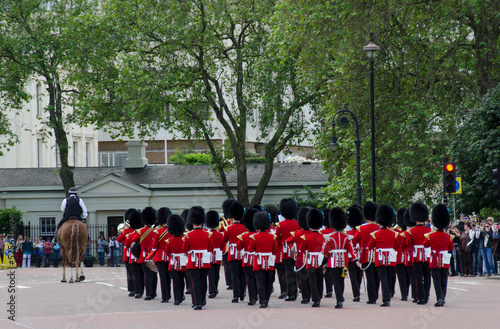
<box><xmin>170</xmin><ymin>152</ymin><xmax>212</xmax><ymax>165</ymax></box>
<box><xmin>0</xmin><ymin>207</ymin><xmax>23</xmax><ymax>235</ymax></box>
<box><xmin>246</xmin><ymin>157</ymin><xmax>266</xmax><ymax>164</ymax></box>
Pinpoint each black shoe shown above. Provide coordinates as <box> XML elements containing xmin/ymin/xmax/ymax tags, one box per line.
<box><xmin>174</xmin><ymin>300</ymin><xmax>181</xmax><ymax>305</ymax></box>
<box><xmin>193</xmin><ymin>305</ymin><xmax>202</xmax><ymax>310</ymax></box>
<box><xmin>185</xmin><ymin>289</ymin><xmax>191</xmax><ymax>295</ymax></box>
<box><xmin>301</xmin><ymin>299</ymin><xmax>310</xmax><ymax>304</ymax></box>
<box><xmin>435</xmin><ymin>299</ymin><xmax>445</xmax><ymax>307</ymax></box>
<box><xmin>232</xmin><ymin>298</ymin><xmax>239</xmax><ymax>303</ymax></box>
<box><xmin>208</xmin><ymin>292</ymin><xmax>217</xmax><ymax>299</ymax></box>
<box><xmin>259</xmin><ymin>303</ymin><xmax>268</xmax><ymax>309</ymax></box>
<box><xmin>226</xmin><ymin>285</ymin><xmax>233</xmax><ymax>290</ymax></box>
<box><xmin>144</xmin><ymin>296</ymin><xmax>152</xmax><ymax>301</ymax></box>
<box><xmin>285</xmin><ymin>295</ymin><xmax>297</xmax><ymax>302</ymax></box>
<box><xmin>312</xmin><ymin>301</ymin><xmax>320</xmax><ymax>307</ymax></box>
<box><xmin>335</xmin><ymin>301</ymin><xmax>343</xmax><ymax>309</ymax></box>
<box><xmin>248</xmin><ymin>299</ymin><xmax>257</xmax><ymax>306</ymax></box>
<box><xmin>128</xmin><ymin>292</ymin><xmax>135</xmax><ymax>297</ymax></box>
<box><xmin>240</xmin><ymin>292</ymin><xmax>246</xmax><ymax>301</ymax></box>
<box><xmin>202</xmin><ymin>300</ymin><xmax>207</xmax><ymax>306</ymax></box>
<box><xmin>325</xmin><ymin>292</ymin><xmax>333</xmax><ymax>298</ymax></box>
<box><xmin>401</xmin><ymin>296</ymin><xmax>408</xmax><ymax>301</ymax></box>
<box><xmin>366</xmin><ymin>301</ymin><xmax>376</xmax><ymax>304</ymax></box>
<box><xmin>353</xmin><ymin>296</ymin><xmax>360</xmax><ymax>302</ymax></box>
<box><xmin>412</xmin><ymin>298</ymin><xmax>418</xmax><ymax>303</ymax></box>
<box><xmin>417</xmin><ymin>299</ymin><xmax>426</xmax><ymax>305</ymax></box>
<box><xmin>278</xmin><ymin>292</ymin><xmax>287</xmax><ymax>299</ymax></box>
<box><xmin>135</xmin><ymin>293</ymin><xmax>143</xmax><ymax>299</ymax></box>
<box><xmin>161</xmin><ymin>299</ymin><xmax>169</xmax><ymax>303</ymax></box>
<box><xmin>380</xmin><ymin>301</ymin><xmax>390</xmax><ymax>307</ymax></box>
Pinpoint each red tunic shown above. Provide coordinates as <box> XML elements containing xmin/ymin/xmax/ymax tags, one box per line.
<box><xmin>287</xmin><ymin>229</ymin><xmax>311</xmax><ymax>268</ymax></box>
<box><xmin>276</xmin><ymin>219</ymin><xmax>301</xmax><ymax>262</ymax></box>
<box><xmin>152</xmin><ymin>227</ymin><xmax>173</xmax><ymax>262</ymax></box>
<box><xmin>182</xmin><ymin>228</ymin><xmax>214</xmax><ymax>269</ymax></box>
<box><xmin>345</xmin><ymin>228</ymin><xmax>359</xmax><ymax>261</ymax></box>
<box><xmin>324</xmin><ymin>231</ymin><xmax>358</xmax><ymax>268</ymax></box>
<box><xmin>165</xmin><ymin>236</ymin><xmax>187</xmax><ymax>271</ymax></box>
<box><xmin>408</xmin><ymin>225</ymin><xmax>432</xmax><ymax>263</ymax></box>
<box><xmin>130</xmin><ymin>226</ymin><xmax>158</xmax><ymax>263</ymax></box>
<box><xmin>299</xmin><ymin>231</ymin><xmax>327</xmax><ymax>269</ymax></box>
<box><xmin>117</xmin><ymin>228</ymin><xmax>135</xmax><ymax>262</ymax></box>
<box><xmin>352</xmin><ymin>222</ymin><xmax>379</xmax><ymax>263</ymax></box>
<box><xmin>208</xmin><ymin>229</ymin><xmax>224</xmax><ymax>265</ymax></box>
<box><xmin>368</xmin><ymin>228</ymin><xmax>399</xmax><ymax>267</ymax></box>
<box><xmin>223</xmin><ymin>222</ymin><xmax>247</xmax><ymax>261</ymax></box>
<box><xmin>424</xmin><ymin>231</ymin><xmax>454</xmax><ymax>269</ymax></box>
<box><xmin>237</xmin><ymin>231</ymin><xmax>256</xmax><ymax>267</ymax></box>
<box><xmin>247</xmin><ymin>232</ymin><xmax>279</xmax><ymax>271</ymax></box>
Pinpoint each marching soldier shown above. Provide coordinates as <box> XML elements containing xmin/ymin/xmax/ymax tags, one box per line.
<box><xmin>221</xmin><ymin>198</ymin><xmax>236</xmax><ymax>290</ymax></box>
<box><xmin>265</xmin><ymin>204</ymin><xmax>286</xmax><ymax>299</ymax></box>
<box><xmin>182</xmin><ymin>206</ymin><xmax>214</xmax><ymax>310</ymax></box>
<box><xmin>320</xmin><ymin>209</ymin><xmax>334</xmax><ymax>298</ymax></box>
<box><xmin>117</xmin><ymin>208</ymin><xmax>141</xmax><ymax>297</ymax></box>
<box><xmin>408</xmin><ymin>202</ymin><xmax>432</xmax><ymax>305</ymax></box>
<box><xmin>276</xmin><ymin>198</ymin><xmax>301</xmax><ymax>302</ymax></box>
<box><xmin>247</xmin><ymin>211</ymin><xmax>279</xmax><ymax>309</ymax></box>
<box><xmin>404</xmin><ymin>209</ymin><xmax>418</xmax><ymax>303</ymax></box>
<box><xmin>206</xmin><ymin>210</ymin><xmax>224</xmax><ymax>299</ymax></box>
<box><xmin>368</xmin><ymin>205</ymin><xmax>399</xmax><ymax>307</ymax></box>
<box><xmin>152</xmin><ymin>207</ymin><xmax>173</xmax><ymax>303</ymax></box>
<box><xmin>424</xmin><ymin>204</ymin><xmax>454</xmax><ymax>307</ymax></box>
<box><xmin>165</xmin><ymin>214</ymin><xmax>187</xmax><ymax>305</ymax></box>
<box><xmin>238</xmin><ymin>208</ymin><xmax>259</xmax><ymax>305</ymax></box>
<box><xmin>394</xmin><ymin>208</ymin><xmax>409</xmax><ymax>301</ymax></box>
<box><xmin>346</xmin><ymin>205</ymin><xmax>364</xmax><ymax>302</ymax></box>
<box><xmin>324</xmin><ymin>207</ymin><xmax>360</xmax><ymax>309</ymax></box>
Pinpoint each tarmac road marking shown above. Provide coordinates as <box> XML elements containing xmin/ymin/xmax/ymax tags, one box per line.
<box><xmin>95</xmin><ymin>281</ymin><xmax>115</xmax><ymax>287</ymax></box>
<box><xmin>119</xmin><ymin>287</ymin><xmax>128</xmax><ymax>291</ymax></box>
<box><xmin>449</xmin><ymin>287</ymin><xmax>469</xmax><ymax>292</ymax></box>
<box><xmin>454</xmin><ymin>281</ymin><xmax>482</xmax><ymax>285</ymax></box>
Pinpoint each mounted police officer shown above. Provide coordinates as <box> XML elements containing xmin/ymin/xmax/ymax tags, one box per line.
<box><xmin>52</xmin><ymin>187</ymin><xmax>88</xmax><ymax>243</ymax></box>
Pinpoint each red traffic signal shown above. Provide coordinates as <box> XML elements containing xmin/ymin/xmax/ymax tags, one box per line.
<box><xmin>443</xmin><ymin>162</ymin><xmax>456</xmax><ymax>194</ymax></box>
<box><xmin>445</xmin><ymin>163</ymin><xmax>455</xmax><ymax>172</ymax></box>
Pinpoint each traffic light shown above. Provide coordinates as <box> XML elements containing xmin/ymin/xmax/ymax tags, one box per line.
<box><xmin>443</xmin><ymin>162</ymin><xmax>456</xmax><ymax>194</ymax></box>
<box><xmin>493</xmin><ymin>167</ymin><xmax>499</xmax><ymax>192</ymax></box>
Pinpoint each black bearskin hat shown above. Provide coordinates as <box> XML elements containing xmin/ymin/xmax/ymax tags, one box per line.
<box><xmin>181</xmin><ymin>209</ymin><xmax>189</xmax><ymax>220</ymax></box>
<box><xmin>432</xmin><ymin>204</ymin><xmax>450</xmax><ymax>231</ymax></box>
<box><xmin>307</xmin><ymin>209</ymin><xmax>324</xmax><ymax>230</ymax></box>
<box><xmin>253</xmin><ymin>211</ymin><xmax>271</xmax><ymax>231</ymax></box>
<box><xmin>205</xmin><ymin>210</ymin><xmax>220</xmax><ymax>229</ymax></box>
<box><xmin>156</xmin><ymin>207</ymin><xmax>172</xmax><ymax>226</ymax></box>
<box><xmin>188</xmin><ymin>206</ymin><xmax>205</xmax><ymax>226</ymax></box>
<box><xmin>376</xmin><ymin>205</ymin><xmax>395</xmax><ymax>228</ymax></box>
<box><xmin>404</xmin><ymin>209</ymin><xmax>414</xmax><ymax>228</ymax></box>
<box><xmin>167</xmin><ymin>214</ymin><xmax>186</xmax><ymax>237</ymax></box>
<box><xmin>141</xmin><ymin>207</ymin><xmax>156</xmax><ymax>226</ymax></box>
<box><xmin>347</xmin><ymin>205</ymin><xmax>364</xmax><ymax>228</ymax></box>
<box><xmin>297</xmin><ymin>206</ymin><xmax>310</xmax><ymax>230</ymax></box>
<box><xmin>229</xmin><ymin>202</ymin><xmax>245</xmax><ymax>221</ymax></box>
<box><xmin>322</xmin><ymin>209</ymin><xmax>331</xmax><ymax>228</ymax></box>
<box><xmin>222</xmin><ymin>198</ymin><xmax>236</xmax><ymax>219</ymax></box>
<box><xmin>264</xmin><ymin>205</ymin><xmax>279</xmax><ymax>223</ymax></box>
<box><xmin>243</xmin><ymin>208</ymin><xmax>258</xmax><ymax>232</ymax></box>
<box><xmin>329</xmin><ymin>207</ymin><xmax>347</xmax><ymax>231</ymax></box>
<box><xmin>251</xmin><ymin>204</ymin><xmax>264</xmax><ymax>211</ymax></box>
<box><xmin>397</xmin><ymin>208</ymin><xmax>407</xmax><ymax>230</ymax></box>
<box><xmin>280</xmin><ymin>198</ymin><xmax>297</xmax><ymax>220</ymax></box>
<box><xmin>409</xmin><ymin>202</ymin><xmax>429</xmax><ymax>224</ymax></box>
<box><xmin>127</xmin><ymin>209</ymin><xmax>142</xmax><ymax>229</ymax></box>
<box><xmin>363</xmin><ymin>201</ymin><xmax>379</xmax><ymax>222</ymax></box>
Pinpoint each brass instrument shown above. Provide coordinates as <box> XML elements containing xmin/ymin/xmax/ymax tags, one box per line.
<box><xmin>118</xmin><ymin>220</ymin><xmax>130</xmax><ymax>234</ymax></box>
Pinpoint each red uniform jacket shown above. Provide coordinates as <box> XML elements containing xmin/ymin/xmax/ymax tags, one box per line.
<box><xmin>324</xmin><ymin>231</ymin><xmax>358</xmax><ymax>268</ymax></box>
<box><xmin>117</xmin><ymin>228</ymin><xmax>135</xmax><ymax>262</ymax></box>
<box><xmin>424</xmin><ymin>231</ymin><xmax>454</xmax><ymax>269</ymax></box>
<box><xmin>224</xmin><ymin>222</ymin><xmax>247</xmax><ymax>261</ymax></box>
<box><xmin>237</xmin><ymin>231</ymin><xmax>256</xmax><ymax>267</ymax></box>
<box><xmin>345</xmin><ymin>228</ymin><xmax>359</xmax><ymax>262</ymax></box>
<box><xmin>276</xmin><ymin>219</ymin><xmax>301</xmax><ymax>262</ymax></box>
<box><xmin>368</xmin><ymin>228</ymin><xmax>399</xmax><ymax>267</ymax></box>
<box><xmin>152</xmin><ymin>227</ymin><xmax>173</xmax><ymax>262</ymax></box>
<box><xmin>208</xmin><ymin>229</ymin><xmax>224</xmax><ymax>265</ymax></box>
<box><xmin>393</xmin><ymin>227</ymin><xmax>408</xmax><ymax>265</ymax></box>
<box><xmin>247</xmin><ymin>231</ymin><xmax>279</xmax><ymax>271</ymax></box>
<box><xmin>287</xmin><ymin>229</ymin><xmax>311</xmax><ymax>268</ymax></box>
<box><xmin>165</xmin><ymin>236</ymin><xmax>187</xmax><ymax>271</ymax></box>
<box><xmin>408</xmin><ymin>225</ymin><xmax>432</xmax><ymax>263</ymax></box>
<box><xmin>352</xmin><ymin>222</ymin><xmax>379</xmax><ymax>263</ymax></box>
<box><xmin>183</xmin><ymin>228</ymin><xmax>214</xmax><ymax>269</ymax></box>
<box><xmin>299</xmin><ymin>231</ymin><xmax>327</xmax><ymax>269</ymax></box>
<box><xmin>131</xmin><ymin>226</ymin><xmax>157</xmax><ymax>263</ymax></box>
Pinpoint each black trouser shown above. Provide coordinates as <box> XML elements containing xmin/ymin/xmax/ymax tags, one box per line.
<box><xmin>364</xmin><ymin>262</ymin><xmax>380</xmax><ymax>302</ymax></box>
<box><xmin>142</xmin><ymin>263</ymin><xmax>157</xmax><ymax>298</ymax></box>
<box><xmin>275</xmin><ymin>263</ymin><xmax>287</xmax><ymax>294</ymax></box>
<box><xmin>255</xmin><ymin>270</ymin><xmax>274</xmax><ymax>305</ymax></box>
<box><xmin>223</xmin><ymin>253</ymin><xmax>232</xmax><ymax>286</ymax></box>
<box><xmin>229</xmin><ymin>260</ymin><xmax>246</xmax><ymax>299</ymax></box>
<box><xmin>396</xmin><ymin>264</ymin><xmax>408</xmax><ymax>298</ymax></box>
<box><xmin>347</xmin><ymin>261</ymin><xmax>362</xmax><ymax>298</ymax></box>
<box><xmin>131</xmin><ymin>262</ymin><xmax>144</xmax><ymax>295</ymax></box>
<box><xmin>431</xmin><ymin>268</ymin><xmax>449</xmax><ymax>301</ymax></box>
<box><xmin>157</xmin><ymin>262</ymin><xmax>171</xmax><ymax>301</ymax></box>
<box><xmin>407</xmin><ymin>265</ymin><xmax>417</xmax><ymax>299</ymax></box>
<box><xmin>169</xmin><ymin>270</ymin><xmax>185</xmax><ymax>303</ymax></box>
<box><xmin>187</xmin><ymin>268</ymin><xmax>209</xmax><ymax>307</ymax></box>
<box><xmin>209</xmin><ymin>263</ymin><xmax>221</xmax><ymax>294</ymax></box>
<box><xmin>283</xmin><ymin>258</ymin><xmax>298</xmax><ymax>297</ymax></box>
<box><xmin>330</xmin><ymin>268</ymin><xmax>345</xmax><ymax>303</ymax></box>
<box><xmin>125</xmin><ymin>262</ymin><xmax>135</xmax><ymax>293</ymax></box>
<box><xmin>244</xmin><ymin>266</ymin><xmax>258</xmax><ymax>302</ymax></box>
<box><xmin>413</xmin><ymin>262</ymin><xmax>431</xmax><ymax>302</ymax></box>
<box><xmin>323</xmin><ymin>268</ymin><xmax>333</xmax><ymax>294</ymax></box>
<box><xmin>297</xmin><ymin>268</ymin><xmax>310</xmax><ymax>301</ymax></box>
<box><xmin>306</xmin><ymin>268</ymin><xmax>323</xmax><ymax>302</ymax></box>
<box><xmin>377</xmin><ymin>266</ymin><xmax>395</xmax><ymax>302</ymax></box>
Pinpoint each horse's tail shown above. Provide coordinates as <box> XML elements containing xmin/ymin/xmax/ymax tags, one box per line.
<box><xmin>69</xmin><ymin>223</ymin><xmax>79</xmax><ymax>264</ymax></box>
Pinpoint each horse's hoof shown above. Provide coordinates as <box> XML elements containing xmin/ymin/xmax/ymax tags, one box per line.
<box><xmin>61</xmin><ymin>280</ymin><xmax>67</xmax><ymax>283</ymax></box>
<box><xmin>79</xmin><ymin>275</ymin><xmax>85</xmax><ymax>281</ymax></box>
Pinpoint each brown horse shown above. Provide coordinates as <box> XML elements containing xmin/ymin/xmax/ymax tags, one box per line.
<box><xmin>57</xmin><ymin>218</ymin><xmax>88</xmax><ymax>283</ymax></box>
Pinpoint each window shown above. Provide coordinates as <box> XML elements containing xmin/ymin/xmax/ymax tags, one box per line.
<box><xmin>73</xmin><ymin>141</ymin><xmax>78</xmax><ymax>166</ymax></box>
<box><xmin>86</xmin><ymin>142</ymin><xmax>91</xmax><ymax>167</ymax></box>
<box><xmin>36</xmin><ymin>84</ymin><xmax>42</xmax><ymax>116</ymax></box>
<box><xmin>99</xmin><ymin>152</ymin><xmax>127</xmax><ymax>167</ymax></box>
<box><xmin>37</xmin><ymin>139</ymin><xmax>43</xmax><ymax>168</ymax></box>
<box><xmin>39</xmin><ymin>217</ymin><xmax>56</xmax><ymax>237</ymax></box>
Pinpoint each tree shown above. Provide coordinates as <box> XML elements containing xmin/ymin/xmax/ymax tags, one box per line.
<box><xmin>0</xmin><ymin>0</ymin><xmax>98</xmax><ymax>194</ymax></box>
<box><xmin>272</xmin><ymin>0</ymin><xmax>499</xmax><ymax>209</ymax></box>
<box><xmin>72</xmin><ymin>0</ymin><xmax>322</xmax><ymax>206</ymax></box>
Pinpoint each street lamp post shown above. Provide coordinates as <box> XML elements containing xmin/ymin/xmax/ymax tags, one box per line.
<box><xmin>331</xmin><ymin>104</ymin><xmax>362</xmax><ymax>206</ymax></box>
<box><xmin>363</xmin><ymin>32</ymin><xmax>380</xmax><ymax>202</ymax></box>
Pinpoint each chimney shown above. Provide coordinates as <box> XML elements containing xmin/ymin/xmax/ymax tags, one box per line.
<box><xmin>125</xmin><ymin>141</ymin><xmax>148</xmax><ymax>171</ymax></box>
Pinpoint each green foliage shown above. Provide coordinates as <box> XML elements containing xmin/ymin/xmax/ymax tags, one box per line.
<box><xmin>0</xmin><ymin>207</ymin><xmax>23</xmax><ymax>235</ymax></box>
<box><xmin>291</xmin><ymin>186</ymin><xmax>330</xmax><ymax>209</ymax></box>
<box><xmin>478</xmin><ymin>208</ymin><xmax>500</xmax><ymax>222</ymax></box>
<box><xmin>170</xmin><ymin>152</ymin><xmax>213</xmax><ymax>165</ymax></box>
